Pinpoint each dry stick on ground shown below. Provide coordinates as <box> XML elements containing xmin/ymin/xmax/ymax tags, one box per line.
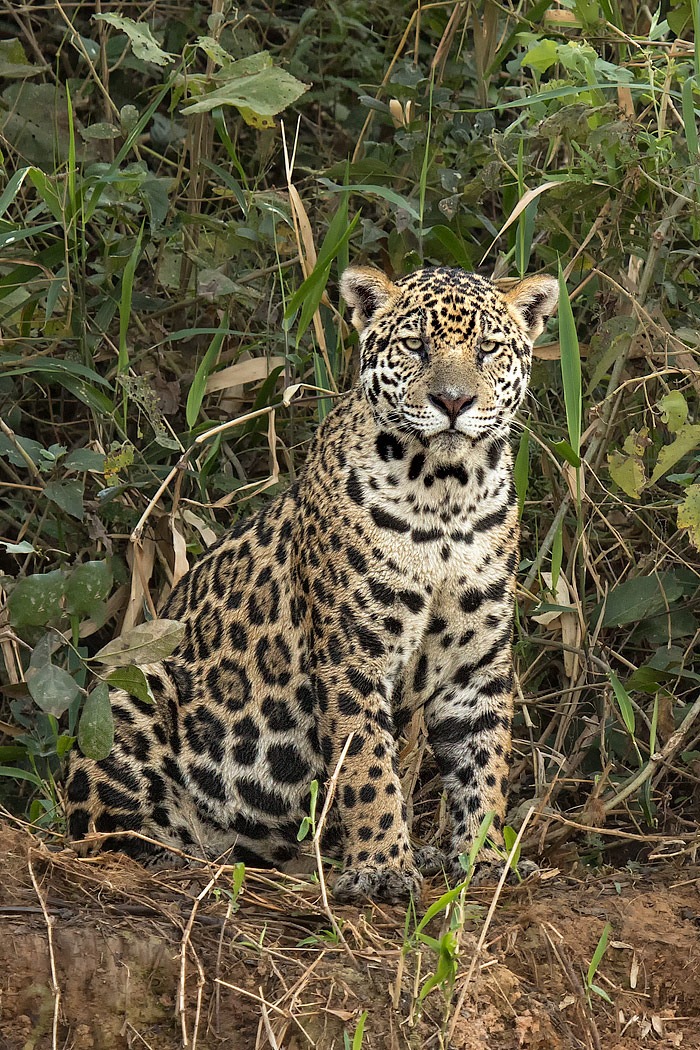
<box><xmin>178</xmin><ymin>863</ymin><xmax>227</xmax><ymax>1049</ymax></box>
<box><xmin>310</xmin><ymin>731</ymin><xmax>357</xmax><ymax>962</ymax></box>
<box><xmin>445</xmin><ymin>806</ymin><xmax>535</xmax><ymax>1043</ymax></box>
<box><xmin>28</xmin><ymin>853</ymin><xmax>61</xmax><ymax>1050</ymax></box>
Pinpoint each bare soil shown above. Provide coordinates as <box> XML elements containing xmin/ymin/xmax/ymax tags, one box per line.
<box><xmin>1</xmin><ymin>821</ymin><xmax>699</xmax><ymax>1050</ymax></box>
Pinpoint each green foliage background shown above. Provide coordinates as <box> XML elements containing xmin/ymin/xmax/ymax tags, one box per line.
<box><xmin>0</xmin><ymin>0</ymin><xmax>699</xmax><ymax>859</ymax></box>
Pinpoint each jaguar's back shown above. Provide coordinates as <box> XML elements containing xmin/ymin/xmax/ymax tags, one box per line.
<box><xmin>65</xmin><ymin>262</ymin><xmax>557</xmax><ymax>902</ymax></box>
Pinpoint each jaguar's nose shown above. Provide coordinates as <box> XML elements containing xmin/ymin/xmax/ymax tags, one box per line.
<box><xmin>428</xmin><ymin>392</ymin><xmax>476</xmax><ymax>425</ymax></box>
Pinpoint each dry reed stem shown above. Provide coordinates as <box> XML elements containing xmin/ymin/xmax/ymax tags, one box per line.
<box><xmin>28</xmin><ymin>852</ymin><xmax>61</xmax><ymax>1050</ymax></box>
<box><xmin>311</xmin><ymin>731</ymin><xmax>357</xmax><ymax>961</ymax></box>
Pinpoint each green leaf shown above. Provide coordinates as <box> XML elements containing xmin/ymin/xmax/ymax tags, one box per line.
<box><xmin>607</xmin><ymin>449</ymin><xmax>646</xmax><ymax>499</ymax></box>
<box><xmin>608</xmin><ymin>671</ymin><xmax>635</xmax><ymax>735</ymax></box>
<box><xmin>186</xmin><ymin>313</ymin><xmax>228</xmax><ymax>428</ymax></box>
<box><xmin>557</xmin><ymin>264</ymin><xmax>582</xmax><ymax>458</ymax></box>
<box><xmin>677</xmin><ymin>484</ymin><xmax>700</xmax><ymax>551</ymax></box>
<box><xmin>0</xmin><ymin>539</ymin><xmax>35</xmax><ymax>554</ymax></box>
<box><xmin>106</xmin><ymin>665</ymin><xmax>154</xmax><ymax>705</ymax></box>
<box><xmin>78</xmin><ymin>682</ymin><xmax>114</xmax><ymax>760</ymax></box>
<box><xmin>26</xmin><ymin>662</ymin><xmax>80</xmax><ymax>718</ymax></box>
<box><xmin>92</xmin><ymin>619</ymin><xmax>186</xmax><ymax>667</ymax></box>
<box><xmin>659</xmin><ymin>390</ymin><xmax>688</xmax><ymax>433</ymax></box>
<box><xmin>522</xmin><ymin>38</ymin><xmax>559</xmax><ymax>74</ymax></box>
<box><xmin>93</xmin><ymin>13</ymin><xmax>175</xmax><ymax>66</ymax></box>
<box><xmin>551</xmin><ymin>439</ymin><xmax>581</xmax><ymax>467</ymax></box>
<box><xmin>8</xmin><ymin>570</ymin><xmax>65</xmax><ymax>628</ymax></box>
<box><xmin>65</xmin><ymin>561</ymin><xmax>112</xmax><ymax>621</ymax></box>
<box><xmin>649</xmin><ymin>424</ymin><xmax>700</xmax><ymax>486</ymax></box>
<box><xmin>599</xmin><ymin>573</ymin><xmax>685</xmax><ymax>628</ymax></box>
<box><xmin>182</xmin><ymin>64</ymin><xmax>309</xmax><ymax>121</ymax></box>
<box><xmin>0</xmin><ymin>38</ymin><xmax>47</xmax><ymax>78</ymax></box>
<box><xmin>587</xmin><ymin>922</ymin><xmax>612</xmax><ymax>986</ymax></box>
<box><xmin>64</xmin><ymin>449</ymin><xmax>106</xmax><ymax>472</ymax></box>
<box><xmin>194</xmin><ymin>36</ymin><xmax>232</xmax><ymax>67</ymax></box>
<box><xmin>318</xmin><ymin>178</ymin><xmax>420</xmax><ymax>220</ymax></box>
<box><xmin>44</xmin><ymin>479</ymin><xmax>84</xmax><ymax>520</ymax></box>
<box><xmin>286</xmin><ymin>208</ymin><xmax>361</xmax><ymax>343</ymax></box>
<box><xmin>119</xmin><ymin>224</ymin><xmax>145</xmax><ymax>373</ymax></box>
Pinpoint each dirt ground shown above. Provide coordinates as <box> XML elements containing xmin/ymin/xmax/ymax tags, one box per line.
<box><xmin>1</xmin><ymin>821</ymin><xmax>699</xmax><ymax>1050</ymax></box>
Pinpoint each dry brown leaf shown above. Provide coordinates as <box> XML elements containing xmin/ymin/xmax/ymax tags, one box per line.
<box><xmin>170</xmin><ymin>517</ymin><xmax>189</xmax><ymax>588</ymax></box>
<box><xmin>205</xmin><ymin>356</ymin><xmax>285</xmax><ymax>394</ymax></box>
<box><xmin>182</xmin><ymin>510</ymin><xmax>217</xmax><ymax>548</ymax></box>
<box><xmin>123</xmin><ymin>538</ymin><xmax>156</xmax><ymax>633</ymax></box>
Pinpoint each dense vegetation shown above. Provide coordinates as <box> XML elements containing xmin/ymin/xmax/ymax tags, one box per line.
<box><xmin>0</xmin><ymin>0</ymin><xmax>698</xmax><ymax>875</ymax></box>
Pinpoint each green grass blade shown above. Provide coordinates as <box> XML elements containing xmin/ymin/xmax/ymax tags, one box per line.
<box><xmin>557</xmin><ymin>262</ymin><xmax>581</xmax><ymax>457</ymax></box>
<box><xmin>609</xmin><ymin>670</ymin><xmax>636</xmax><ymax>736</ymax></box>
<box><xmin>118</xmin><ymin>223</ymin><xmax>144</xmax><ymax>375</ymax></box>
<box><xmin>186</xmin><ymin>313</ymin><xmax>228</xmax><ymax>429</ymax></box>
<box><xmin>587</xmin><ymin>922</ymin><xmax>612</xmax><ymax>987</ymax></box>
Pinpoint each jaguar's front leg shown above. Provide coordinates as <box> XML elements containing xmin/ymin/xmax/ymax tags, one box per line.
<box><xmin>423</xmin><ymin>591</ymin><xmax>516</xmax><ymax>883</ymax></box>
<box><xmin>316</xmin><ymin>665</ymin><xmax>422</xmax><ymax>904</ymax></box>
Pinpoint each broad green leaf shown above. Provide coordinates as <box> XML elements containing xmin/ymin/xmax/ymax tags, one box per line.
<box><xmin>0</xmin><ymin>433</ymin><xmax>44</xmax><ymax>468</ymax></box>
<box><xmin>0</xmin><ymin>38</ymin><xmax>46</xmax><ymax>78</ymax></box>
<box><xmin>649</xmin><ymin>424</ymin><xmax>700</xmax><ymax>485</ymax></box>
<box><xmin>64</xmin><ymin>449</ymin><xmax>106</xmax><ymax>472</ymax></box>
<box><xmin>659</xmin><ymin>390</ymin><xmax>688</xmax><ymax>433</ymax></box>
<box><xmin>182</xmin><ymin>66</ymin><xmax>309</xmax><ymax>120</ymax></box>
<box><xmin>599</xmin><ymin>573</ymin><xmax>685</xmax><ymax>628</ymax></box>
<box><xmin>607</xmin><ymin>449</ymin><xmax>645</xmax><ymax>498</ymax></box>
<box><xmin>44</xmin><ymin>479</ymin><xmax>84</xmax><ymax>520</ymax></box>
<box><xmin>677</xmin><ymin>484</ymin><xmax>700</xmax><ymax>551</ymax></box>
<box><xmin>0</xmin><ymin>539</ymin><xmax>35</xmax><ymax>554</ymax></box>
<box><xmin>26</xmin><ymin>662</ymin><xmax>80</xmax><ymax>718</ymax></box>
<box><xmin>78</xmin><ymin>682</ymin><xmax>114</xmax><ymax>760</ymax></box>
<box><xmin>194</xmin><ymin>36</ymin><xmax>232</xmax><ymax>67</ymax></box>
<box><xmin>186</xmin><ymin>313</ymin><xmax>228</xmax><ymax>428</ymax></box>
<box><xmin>8</xmin><ymin>570</ymin><xmax>65</xmax><ymax>628</ymax></box>
<box><xmin>522</xmin><ymin>38</ymin><xmax>559</xmax><ymax>74</ymax></box>
<box><xmin>65</xmin><ymin>561</ymin><xmax>112</xmax><ymax>620</ymax></box>
<box><xmin>92</xmin><ymin>619</ymin><xmax>186</xmax><ymax>667</ymax></box>
<box><xmin>28</xmin><ymin>632</ymin><xmax>59</xmax><ymax>672</ymax></box>
<box><xmin>93</xmin><ymin>14</ymin><xmax>175</xmax><ymax>66</ymax></box>
<box><xmin>107</xmin><ymin>665</ymin><xmax>154</xmax><ymax>705</ymax></box>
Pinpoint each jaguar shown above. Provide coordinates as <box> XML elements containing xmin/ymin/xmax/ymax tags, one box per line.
<box><xmin>65</xmin><ymin>262</ymin><xmax>558</xmax><ymax>903</ymax></box>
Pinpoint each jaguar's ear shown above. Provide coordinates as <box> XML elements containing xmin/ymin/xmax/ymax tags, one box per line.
<box><xmin>341</xmin><ymin>265</ymin><xmax>399</xmax><ymax>332</ymax></box>
<box><xmin>501</xmin><ymin>274</ymin><xmax>559</xmax><ymax>342</ymax></box>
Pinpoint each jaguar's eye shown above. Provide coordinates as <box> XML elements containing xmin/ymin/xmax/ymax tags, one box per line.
<box><xmin>403</xmin><ymin>337</ymin><xmax>425</xmax><ymax>352</ymax></box>
<box><xmin>480</xmin><ymin>338</ymin><xmax>501</xmax><ymax>356</ymax></box>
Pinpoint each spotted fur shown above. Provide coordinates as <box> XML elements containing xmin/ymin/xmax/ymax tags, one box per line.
<box><xmin>64</xmin><ymin>264</ymin><xmax>558</xmax><ymax>903</ymax></box>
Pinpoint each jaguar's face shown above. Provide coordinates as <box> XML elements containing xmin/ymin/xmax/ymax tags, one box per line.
<box><xmin>341</xmin><ymin>265</ymin><xmax>558</xmax><ymax>448</ymax></box>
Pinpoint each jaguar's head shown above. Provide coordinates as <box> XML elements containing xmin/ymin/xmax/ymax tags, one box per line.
<box><xmin>341</xmin><ymin>264</ymin><xmax>558</xmax><ymax>448</ymax></box>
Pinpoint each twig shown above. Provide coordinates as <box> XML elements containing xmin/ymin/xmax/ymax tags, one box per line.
<box><xmin>311</xmin><ymin>732</ymin><xmax>357</xmax><ymax>962</ymax></box>
<box><xmin>178</xmin><ymin>864</ymin><xmax>226</xmax><ymax>1048</ymax></box>
<box><xmin>259</xmin><ymin>990</ymin><xmax>281</xmax><ymax>1050</ymax></box>
<box><xmin>28</xmin><ymin>853</ymin><xmax>61</xmax><ymax>1050</ymax></box>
